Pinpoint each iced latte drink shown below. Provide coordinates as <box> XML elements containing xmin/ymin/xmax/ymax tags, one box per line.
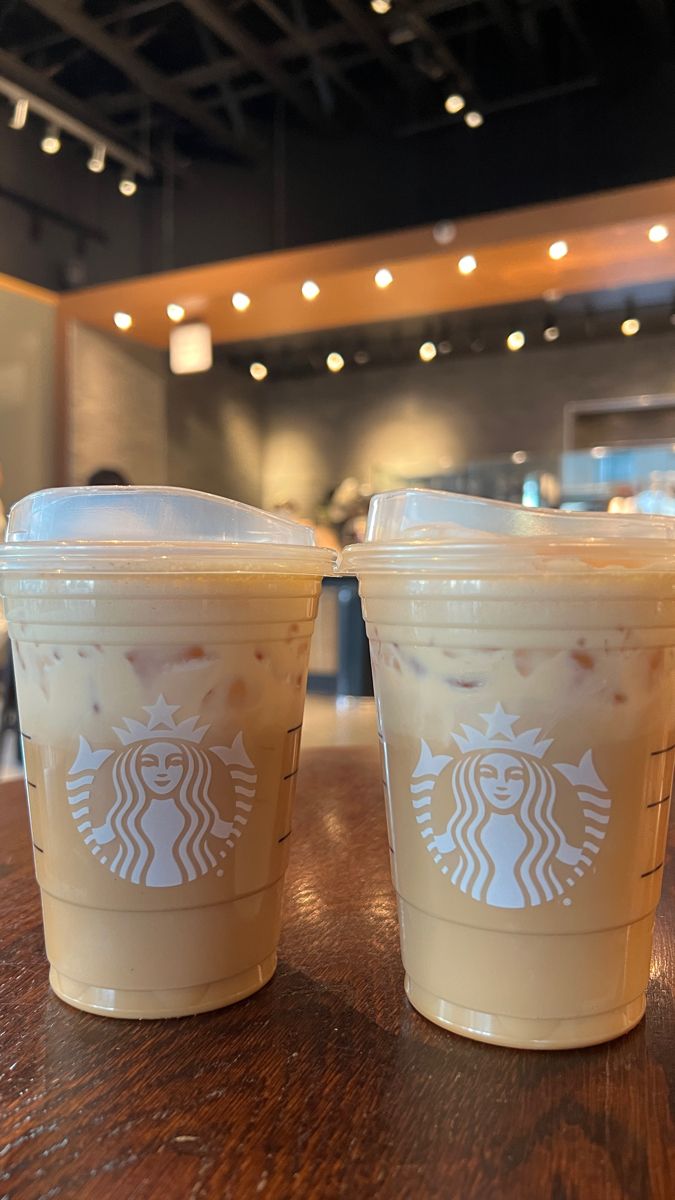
<box><xmin>343</xmin><ymin>490</ymin><xmax>675</xmax><ymax>1049</ymax></box>
<box><xmin>0</xmin><ymin>487</ymin><xmax>334</xmax><ymax>1018</ymax></box>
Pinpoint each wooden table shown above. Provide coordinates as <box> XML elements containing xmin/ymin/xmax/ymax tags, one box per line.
<box><xmin>1</xmin><ymin>748</ymin><xmax>673</xmax><ymax>1199</ymax></box>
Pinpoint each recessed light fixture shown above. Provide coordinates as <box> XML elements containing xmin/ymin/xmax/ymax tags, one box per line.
<box><xmin>354</xmin><ymin>349</ymin><xmax>370</xmax><ymax>365</ymax></box>
<box><xmin>249</xmin><ymin>362</ymin><xmax>268</xmax><ymax>381</ymax></box>
<box><xmin>590</xmin><ymin>446</ymin><xmax>608</xmax><ymax>459</ymax></box>
<box><xmin>444</xmin><ymin>93</ymin><xmax>465</xmax><ymax>115</ymax></box>
<box><xmin>326</xmin><ymin>352</ymin><xmax>345</xmax><ymax>373</ymax></box>
<box><xmin>167</xmin><ymin>303</ymin><xmax>185</xmax><ymax>323</ymax></box>
<box><xmin>511</xmin><ymin>450</ymin><xmax>528</xmax><ymax>465</ymax></box>
<box><xmin>113</xmin><ymin>311</ymin><xmax>133</xmax><ymax>331</ymax></box>
<box><xmin>543</xmin><ymin>324</ymin><xmax>560</xmax><ymax>342</ymax></box>
<box><xmin>232</xmin><ymin>291</ymin><xmax>251</xmax><ymax>312</ymax></box>
<box><xmin>648</xmin><ymin>223</ymin><xmax>669</xmax><ymax>243</ymax></box>
<box><xmin>548</xmin><ymin>240</ymin><xmax>568</xmax><ymax>260</ymax></box>
<box><xmin>374</xmin><ymin>268</ymin><xmax>393</xmax><ymax>289</ymax></box>
<box><xmin>506</xmin><ymin>330</ymin><xmax>525</xmax><ymax>351</ymax></box>
<box><xmin>621</xmin><ymin>317</ymin><xmax>640</xmax><ymax>337</ymax></box>
<box><xmin>370</xmin><ymin>0</ymin><xmax>391</xmax><ymax>12</ymax></box>
<box><xmin>419</xmin><ymin>341</ymin><xmax>437</xmax><ymax>362</ymax></box>
<box><xmin>458</xmin><ymin>254</ymin><xmax>477</xmax><ymax>275</ymax></box>
<box><xmin>438</xmin><ymin>340</ymin><xmax>452</xmax><ymax>355</ymax></box>
<box><xmin>301</xmin><ymin>280</ymin><xmax>320</xmax><ymax>301</ymax></box>
<box><xmin>464</xmin><ymin>110</ymin><xmax>484</xmax><ymax>128</ymax></box>
<box><xmin>41</xmin><ymin>122</ymin><xmax>61</xmax><ymax>154</ymax></box>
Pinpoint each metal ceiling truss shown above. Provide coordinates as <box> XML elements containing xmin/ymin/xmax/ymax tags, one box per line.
<box><xmin>4</xmin><ymin>1</ymin><xmax>600</xmax><ymax>162</ymax></box>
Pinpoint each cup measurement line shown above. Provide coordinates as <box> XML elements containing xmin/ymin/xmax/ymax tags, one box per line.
<box><xmin>283</xmin><ymin>768</ymin><xmax>299</xmax><ymax>781</ymax></box>
<box><xmin>20</xmin><ymin>731</ymin><xmax>32</xmax><ymax>741</ymax></box>
<box><xmin>277</xmin><ymin>830</ymin><xmax>292</xmax><ymax>844</ymax></box>
<box><xmin>647</xmin><ymin>794</ymin><xmax>671</xmax><ymax>808</ymax></box>
<box><xmin>286</xmin><ymin>723</ymin><xmax>303</xmax><ymax>734</ymax></box>
<box><xmin>651</xmin><ymin>742</ymin><xmax>675</xmax><ymax>757</ymax></box>
<box><xmin>26</xmin><ymin>780</ymin><xmax>36</xmax><ymax>789</ymax></box>
<box><xmin>32</xmin><ymin>842</ymin><xmax>43</xmax><ymax>854</ymax></box>
<box><xmin>641</xmin><ymin>862</ymin><xmax>664</xmax><ymax>878</ymax></box>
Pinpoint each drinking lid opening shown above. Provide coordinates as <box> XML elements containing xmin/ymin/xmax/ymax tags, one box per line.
<box><xmin>1</xmin><ymin>486</ymin><xmax>336</xmax><ymax>575</ymax></box>
<box><xmin>341</xmin><ymin>489</ymin><xmax>675</xmax><ymax>573</ymax></box>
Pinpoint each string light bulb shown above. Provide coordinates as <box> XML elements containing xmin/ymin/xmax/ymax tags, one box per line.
<box><xmin>506</xmin><ymin>330</ymin><xmax>526</xmax><ymax>352</ymax></box>
<box><xmin>326</xmin><ymin>352</ymin><xmax>345</xmax><ymax>373</ymax></box>
<box><xmin>419</xmin><ymin>341</ymin><xmax>437</xmax><ymax>362</ymax></box>
<box><xmin>648</xmin><ymin>224</ymin><xmax>669</xmax><ymax>243</ymax></box>
<box><xmin>118</xmin><ymin>169</ymin><xmax>137</xmax><ymax>196</ymax></box>
<box><xmin>41</xmin><ymin>123</ymin><xmax>61</xmax><ymax>154</ymax></box>
<box><xmin>113</xmin><ymin>311</ymin><xmax>133</xmax><ymax>331</ymax></box>
<box><xmin>458</xmin><ymin>254</ymin><xmax>477</xmax><ymax>275</ymax></box>
<box><xmin>464</xmin><ymin>110</ymin><xmax>484</xmax><ymax>128</ymax></box>
<box><xmin>621</xmin><ymin>317</ymin><xmax>640</xmax><ymax>337</ymax></box>
<box><xmin>548</xmin><ymin>240</ymin><xmax>568</xmax><ymax>260</ymax></box>
<box><xmin>232</xmin><ymin>291</ymin><xmax>251</xmax><ymax>312</ymax></box>
<box><xmin>87</xmin><ymin>141</ymin><xmax>106</xmax><ymax>173</ymax></box>
<box><xmin>8</xmin><ymin>97</ymin><xmax>28</xmax><ymax>130</ymax></box>
<box><xmin>301</xmin><ymin>280</ymin><xmax>320</xmax><ymax>301</ymax></box>
<box><xmin>444</xmin><ymin>93</ymin><xmax>465</xmax><ymax>114</ymax></box>
<box><xmin>166</xmin><ymin>303</ymin><xmax>185</xmax><ymax>323</ymax></box>
<box><xmin>374</xmin><ymin>267</ymin><xmax>393</xmax><ymax>289</ymax></box>
<box><xmin>249</xmin><ymin>362</ymin><xmax>268</xmax><ymax>381</ymax></box>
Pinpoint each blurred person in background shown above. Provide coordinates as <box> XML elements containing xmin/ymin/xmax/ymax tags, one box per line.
<box><xmin>87</xmin><ymin>468</ymin><xmax>130</xmax><ymax>486</ymax></box>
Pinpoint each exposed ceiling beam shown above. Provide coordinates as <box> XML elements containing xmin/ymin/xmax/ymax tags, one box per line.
<box><xmin>324</xmin><ymin>0</ymin><xmax>414</xmax><ymax>90</ymax></box>
<box><xmin>10</xmin><ymin>0</ymin><xmax>175</xmax><ymax>57</ymax></box>
<box><xmin>398</xmin><ymin>74</ymin><xmax>598</xmax><ymax>136</ymax></box>
<box><xmin>22</xmin><ymin>0</ymin><xmax>251</xmax><ymax>157</ymax></box>
<box><xmin>0</xmin><ymin>46</ymin><xmax>153</xmax><ymax>176</ymax></box>
<box><xmin>394</xmin><ymin>0</ymin><xmax>476</xmax><ymax>95</ymax></box>
<box><xmin>484</xmin><ymin>0</ymin><xmax>538</xmax><ymax>73</ymax></box>
<box><xmin>180</xmin><ymin>0</ymin><xmax>319</xmax><ymax>125</ymax></box>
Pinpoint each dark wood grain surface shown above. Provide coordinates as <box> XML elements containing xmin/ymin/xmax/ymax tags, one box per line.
<box><xmin>1</xmin><ymin>747</ymin><xmax>673</xmax><ymax>1200</ymax></box>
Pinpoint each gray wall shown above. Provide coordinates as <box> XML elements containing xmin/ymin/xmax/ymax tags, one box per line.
<box><xmin>259</xmin><ymin>332</ymin><xmax>675</xmax><ymax>512</ymax></box>
<box><xmin>167</xmin><ymin>363</ymin><xmax>262</xmax><ymax>506</ymax></box>
<box><xmin>0</xmin><ymin>283</ymin><xmax>55</xmax><ymax>510</ymax></box>
<box><xmin>67</xmin><ymin>324</ymin><xmax>168</xmax><ymax>486</ymax></box>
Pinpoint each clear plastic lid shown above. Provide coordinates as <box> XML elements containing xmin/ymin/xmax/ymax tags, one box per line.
<box><xmin>0</xmin><ymin>486</ymin><xmax>336</xmax><ymax>576</ymax></box>
<box><xmin>341</xmin><ymin>489</ymin><xmax>675</xmax><ymax>574</ymax></box>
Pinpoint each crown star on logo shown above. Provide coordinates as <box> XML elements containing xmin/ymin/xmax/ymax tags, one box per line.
<box><xmin>452</xmin><ymin>703</ymin><xmax>553</xmax><ymax>759</ymax></box>
<box><xmin>113</xmin><ymin>694</ymin><xmax>210</xmax><ymax>746</ymax></box>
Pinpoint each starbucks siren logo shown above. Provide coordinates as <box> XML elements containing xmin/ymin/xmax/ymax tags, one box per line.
<box><xmin>66</xmin><ymin>695</ymin><xmax>257</xmax><ymax>887</ymax></box>
<box><xmin>411</xmin><ymin>703</ymin><xmax>611</xmax><ymax>908</ymax></box>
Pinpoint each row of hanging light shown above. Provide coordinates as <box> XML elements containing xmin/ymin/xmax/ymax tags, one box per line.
<box><xmin>7</xmin><ymin>95</ymin><xmax>138</xmax><ymax>195</ymax></box>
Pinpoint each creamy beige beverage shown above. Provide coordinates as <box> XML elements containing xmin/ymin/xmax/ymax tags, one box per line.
<box><xmin>0</xmin><ymin>488</ymin><xmax>334</xmax><ymax>1018</ymax></box>
<box><xmin>343</xmin><ymin>490</ymin><xmax>675</xmax><ymax>1049</ymax></box>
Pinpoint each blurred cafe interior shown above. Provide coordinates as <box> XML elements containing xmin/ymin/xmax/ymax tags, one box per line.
<box><xmin>1</xmin><ymin>0</ymin><xmax>675</xmax><ymax>745</ymax></box>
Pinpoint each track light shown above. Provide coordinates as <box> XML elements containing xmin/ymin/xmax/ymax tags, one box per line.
<box><xmin>87</xmin><ymin>141</ymin><xmax>106</xmax><ymax>173</ymax></box>
<box><xmin>41</xmin><ymin>122</ymin><xmax>61</xmax><ymax>154</ymax></box>
<box><xmin>9</xmin><ymin>97</ymin><xmax>28</xmax><ymax>130</ymax></box>
<box><xmin>118</xmin><ymin>168</ymin><xmax>137</xmax><ymax>196</ymax></box>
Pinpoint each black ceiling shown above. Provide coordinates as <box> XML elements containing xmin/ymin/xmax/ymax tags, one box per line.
<box><xmin>0</xmin><ymin>0</ymin><xmax>670</xmax><ymax>166</ymax></box>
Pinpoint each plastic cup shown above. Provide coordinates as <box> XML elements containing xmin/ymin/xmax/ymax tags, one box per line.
<box><xmin>0</xmin><ymin>487</ymin><xmax>334</xmax><ymax>1018</ymax></box>
<box><xmin>342</xmin><ymin>489</ymin><xmax>675</xmax><ymax>1049</ymax></box>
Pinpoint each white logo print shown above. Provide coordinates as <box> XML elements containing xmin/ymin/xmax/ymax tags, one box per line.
<box><xmin>66</xmin><ymin>695</ymin><xmax>257</xmax><ymax>887</ymax></box>
<box><xmin>411</xmin><ymin>704</ymin><xmax>611</xmax><ymax>908</ymax></box>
